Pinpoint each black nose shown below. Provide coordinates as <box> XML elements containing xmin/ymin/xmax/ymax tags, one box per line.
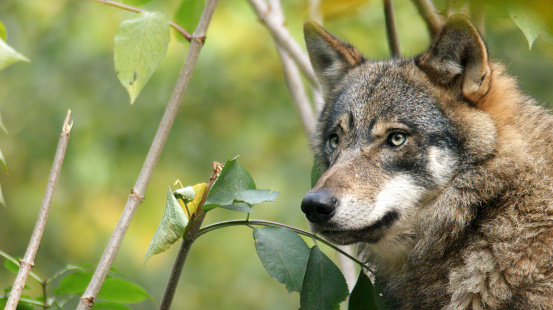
<box><xmin>301</xmin><ymin>190</ymin><xmax>337</xmax><ymax>223</ymax></box>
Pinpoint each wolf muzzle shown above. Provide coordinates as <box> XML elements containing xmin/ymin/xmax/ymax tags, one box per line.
<box><xmin>301</xmin><ymin>190</ymin><xmax>337</xmax><ymax>223</ymax></box>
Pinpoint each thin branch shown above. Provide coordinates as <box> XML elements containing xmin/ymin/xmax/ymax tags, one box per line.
<box><xmin>248</xmin><ymin>0</ymin><xmax>320</xmax><ymax>88</ymax></box>
<box><xmin>159</xmin><ymin>162</ymin><xmax>223</xmax><ymax>310</ymax></box>
<box><xmin>76</xmin><ymin>1</ymin><xmax>220</xmax><ymax>309</ymax></box>
<box><xmin>411</xmin><ymin>0</ymin><xmax>443</xmax><ymax>37</ymax></box>
<box><xmin>5</xmin><ymin>110</ymin><xmax>73</xmax><ymax>310</ymax></box>
<box><xmin>267</xmin><ymin>0</ymin><xmax>316</xmax><ymax>136</ymax></box>
<box><xmin>90</xmin><ymin>0</ymin><xmax>192</xmax><ymax>41</ymax></box>
<box><xmin>198</xmin><ymin>219</ymin><xmax>372</xmax><ymax>271</ymax></box>
<box><xmin>383</xmin><ymin>0</ymin><xmax>401</xmax><ymax>57</ymax></box>
<box><xmin>308</xmin><ymin>0</ymin><xmax>323</xmax><ymax>24</ymax></box>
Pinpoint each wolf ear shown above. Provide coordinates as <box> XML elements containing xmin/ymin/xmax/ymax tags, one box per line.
<box><xmin>418</xmin><ymin>14</ymin><xmax>491</xmax><ymax>103</ymax></box>
<box><xmin>304</xmin><ymin>21</ymin><xmax>365</xmax><ymax>94</ymax></box>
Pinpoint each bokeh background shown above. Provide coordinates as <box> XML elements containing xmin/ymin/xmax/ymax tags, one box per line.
<box><xmin>1</xmin><ymin>0</ymin><xmax>552</xmax><ymax>309</ymax></box>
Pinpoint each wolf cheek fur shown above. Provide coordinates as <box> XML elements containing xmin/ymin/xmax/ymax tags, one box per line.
<box><xmin>301</xmin><ymin>15</ymin><xmax>553</xmax><ymax>309</ymax></box>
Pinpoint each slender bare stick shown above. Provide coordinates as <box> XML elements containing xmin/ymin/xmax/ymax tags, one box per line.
<box><xmin>308</xmin><ymin>0</ymin><xmax>323</xmax><ymax>24</ymax></box>
<box><xmin>5</xmin><ymin>110</ymin><xmax>73</xmax><ymax>310</ymax></box>
<box><xmin>248</xmin><ymin>0</ymin><xmax>320</xmax><ymax>88</ymax></box>
<box><xmin>383</xmin><ymin>0</ymin><xmax>401</xmax><ymax>58</ymax></box>
<box><xmin>267</xmin><ymin>0</ymin><xmax>315</xmax><ymax>136</ymax></box>
<box><xmin>90</xmin><ymin>0</ymin><xmax>192</xmax><ymax>41</ymax></box>
<box><xmin>76</xmin><ymin>1</ymin><xmax>220</xmax><ymax>308</ymax></box>
<box><xmin>159</xmin><ymin>163</ymin><xmax>223</xmax><ymax>310</ymax></box>
<box><xmin>411</xmin><ymin>0</ymin><xmax>443</xmax><ymax>37</ymax></box>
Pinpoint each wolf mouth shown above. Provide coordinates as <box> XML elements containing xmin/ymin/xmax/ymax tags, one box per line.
<box><xmin>319</xmin><ymin>210</ymin><xmax>400</xmax><ymax>243</ymax></box>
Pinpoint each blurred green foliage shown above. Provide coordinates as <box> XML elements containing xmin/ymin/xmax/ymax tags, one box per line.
<box><xmin>0</xmin><ymin>0</ymin><xmax>551</xmax><ymax>309</ymax></box>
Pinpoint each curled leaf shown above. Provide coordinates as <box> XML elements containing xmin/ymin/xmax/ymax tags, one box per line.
<box><xmin>144</xmin><ymin>188</ymin><xmax>188</xmax><ymax>263</ymax></box>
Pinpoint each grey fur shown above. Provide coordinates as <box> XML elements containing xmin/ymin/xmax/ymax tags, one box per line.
<box><xmin>302</xmin><ymin>15</ymin><xmax>553</xmax><ymax>309</ymax></box>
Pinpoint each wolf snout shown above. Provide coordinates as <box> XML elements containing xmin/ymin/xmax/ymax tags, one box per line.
<box><xmin>301</xmin><ymin>190</ymin><xmax>337</xmax><ymax>223</ymax></box>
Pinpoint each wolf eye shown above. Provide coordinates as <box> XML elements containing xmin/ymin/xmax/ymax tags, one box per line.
<box><xmin>387</xmin><ymin>132</ymin><xmax>406</xmax><ymax>147</ymax></box>
<box><xmin>328</xmin><ymin>134</ymin><xmax>339</xmax><ymax>151</ymax></box>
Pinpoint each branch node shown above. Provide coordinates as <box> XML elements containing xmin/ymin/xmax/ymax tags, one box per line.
<box><xmin>18</xmin><ymin>259</ymin><xmax>35</xmax><ymax>268</ymax></box>
<box><xmin>130</xmin><ymin>188</ymin><xmax>145</xmax><ymax>201</ymax></box>
<box><xmin>192</xmin><ymin>35</ymin><xmax>206</xmax><ymax>45</ymax></box>
<box><xmin>82</xmin><ymin>297</ymin><xmax>95</xmax><ymax>307</ymax></box>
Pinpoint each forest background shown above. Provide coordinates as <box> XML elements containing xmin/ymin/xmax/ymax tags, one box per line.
<box><xmin>1</xmin><ymin>0</ymin><xmax>552</xmax><ymax>309</ymax></box>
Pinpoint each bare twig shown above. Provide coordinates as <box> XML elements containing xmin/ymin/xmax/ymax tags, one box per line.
<box><xmin>91</xmin><ymin>0</ymin><xmax>192</xmax><ymax>41</ymax></box>
<box><xmin>411</xmin><ymin>0</ymin><xmax>443</xmax><ymax>37</ymax></box>
<box><xmin>248</xmin><ymin>0</ymin><xmax>320</xmax><ymax>88</ymax></box>
<box><xmin>159</xmin><ymin>163</ymin><xmax>223</xmax><ymax>310</ymax></box>
<box><xmin>76</xmin><ymin>1</ymin><xmax>220</xmax><ymax>309</ymax></box>
<box><xmin>5</xmin><ymin>110</ymin><xmax>73</xmax><ymax>310</ymax></box>
<box><xmin>267</xmin><ymin>0</ymin><xmax>315</xmax><ymax>136</ymax></box>
<box><xmin>383</xmin><ymin>0</ymin><xmax>401</xmax><ymax>57</ymax></box>
<box><xmin>308</xmin><ymin>0</ymin><xmax>323</xmax><ymax>24</ymax></box>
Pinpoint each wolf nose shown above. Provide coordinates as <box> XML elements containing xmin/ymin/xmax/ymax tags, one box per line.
<box><xmin>301</xmin><ymin>190</ymin><xmax>337</xmax><ymax>223</ymax></box>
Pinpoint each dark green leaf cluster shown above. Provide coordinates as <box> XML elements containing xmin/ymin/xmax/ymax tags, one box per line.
<box><xmin>253</xmin><ymin>226</ymin><xmax>384</xmax><ymax>310</ymax></box>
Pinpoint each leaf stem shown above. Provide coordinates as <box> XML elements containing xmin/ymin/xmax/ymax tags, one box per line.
<box><xmin>90</xmin><ymin>0</ymin><xmax>192</xmax><ymax>41</ymax></box>
<box><xmin>5</xmin><ymin>110</ymin><xmax>72</xmax><ymax>310</ymax></box>
<box><xmin>198</xmin><ymin>219</ymin><xmax>372</xmax><ymax>271</ymax></box>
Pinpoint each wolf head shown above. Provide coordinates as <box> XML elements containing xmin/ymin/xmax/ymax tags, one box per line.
<box><xmin>301</xmin><ymin>15</ymin><xmax>500</xmax><ymax>257</ymax></box>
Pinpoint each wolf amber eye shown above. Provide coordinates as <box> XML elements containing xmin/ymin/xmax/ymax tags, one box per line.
<box><xmin>388</xmin><ymin>132</ymin><xmax>406</xmax><ymax>147</ymax></box>
<box><xmin>328</xmin><ymin>134</ymin><xmax>339</xmax><ymax>150</ymax></box>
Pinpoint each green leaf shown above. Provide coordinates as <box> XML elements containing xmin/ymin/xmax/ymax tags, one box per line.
<box><xmin>253</xmin><ymin>227</ymin><xmax>311</xmax><ymax>293</ymax></box>
<box><xmin>56</xmin><ymin>272</ymin><xmax>151</xmax><ymax>304</ymax></box>
<box><xmin>55</xmin><ymin>271</ymin><xmax>92</xmax><ymax>295</ymax></box>
<box><xmin>114</xmin><ymin>11</ymin><xmax>170</xmax><ymax>104</ymax></box>
<box><xmin>0</xmin><ymin>20</ymin><xmax>6</xmax><ymax>41</ymax></box>
<box><xmin>98</xmin><ymin>278</ymin><xmax>153</xmax><ymax>303</ymax></box>
<box><xmin>4</xmin><ymin>258</ymin><xmax>19</xmax><ymax>273</ymax></box>
<box><xmin>203</xmin><ymin>189</ymin><xmax>279</xmax><ymax>211</ymax></box>
<box><xmin>203</xmin><ymin>158</ymin><xmax>280</xmax><ymax>212</ymax></box>
<box><xmin>144</xmin><ymin>187</ymin><xmax>188</xmax><ymax>263</ymax></box>
<box><xmin>348</xmin><ymin>271</ymin><xmax>379</xmax><ymax>310</ymax></box>
<box><xmin>509</xmin><ymin>9</ymin><xmax>543</xmax><ymax>50</ymax></box>
<box><xmin>0</xmin><ymin>38</ymin><xmax>30</xmax><ymax>71</ymax></box>
<box><xmin>300</xmin><ymin>246</ymin><xmax>349</xmax><ymax>310</ymax></box>
<box><xmin>174</xmin><ymin>0</ymin><xmax>205</xmax><ymax>41</ymax></box>
<box><xmin>208</xmin><ymin>158</ymin><xmax>256</xmax><ymax>197</ymax></box>
<box><xmin>0</xmin><ymin>297</ymin><xmax>34</xmax><ymax>310</ymax></box>
<box><xmin>311</xmin><ymin>156</ymin><xmax>322</xmax><ymax>188</ymax></box>
<box><xmin>221</xmin><ymin>202</ymin><xmax>254</xmax><ymax>213</ymax></box>
<box><xmin>92</xmin><ymin>302</ymin><xmax>132</xmax><ymax>310</ymax></box>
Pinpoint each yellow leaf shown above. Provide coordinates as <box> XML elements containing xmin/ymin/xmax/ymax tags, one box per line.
<box><xmin>181</xmin><ymin>183</ymin><xmax>207</xmax><ymax>218</ymax></box>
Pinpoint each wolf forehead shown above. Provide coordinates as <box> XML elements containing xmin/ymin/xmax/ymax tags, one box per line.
<box><xmin>317</xmin><ymin>59</ymin><xmax>460</xmax><ymax>148</ymax></box>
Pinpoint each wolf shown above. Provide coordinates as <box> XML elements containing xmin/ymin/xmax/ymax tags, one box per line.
<box><xmin>301</xmin><ymin>14</ymin><xmax>553</xmax><ymax>309</ymax></box>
